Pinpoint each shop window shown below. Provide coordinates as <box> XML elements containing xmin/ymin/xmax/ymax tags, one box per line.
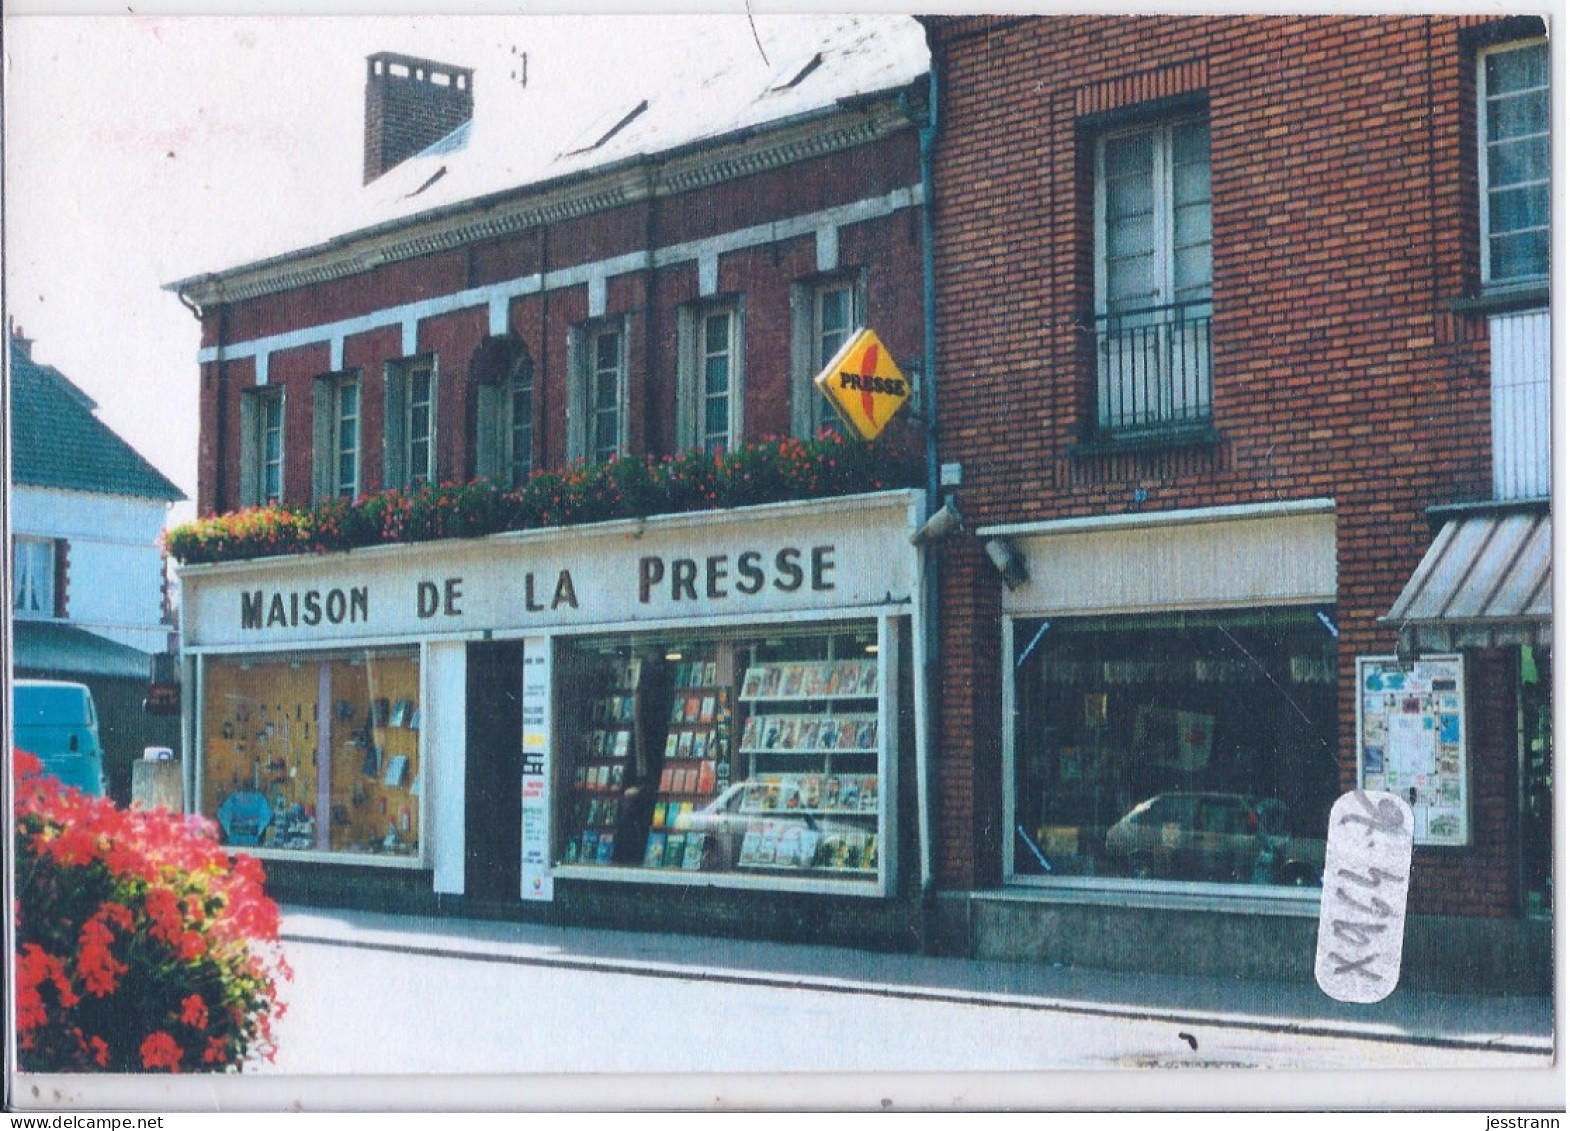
<box><xmin>1479</xmin><ymin>38</ymin><xmax>1550</xmax><ymax>288</ymax></box>
<box><xmin>557</xmin><ymin>624</ymin><xmax>885</xmax><ymax>884</ymax></box>
<box><xmin>385</xmin><ymin>355</ymin><xmax>437</xmax><ymax>490</ymax></box>
<box><xmin>312</xmin><ymin>371</ymin><xmax>362</xmax><ymax>501</ymax></box>
<box><xmin>678</xmin><ymin>302</ymin><xmax>743</xmax><ymax>454</ymax></box>
<box><xmin>200</xmin><ymin>649</ymin><xmax>422</xmax><ymax>859</ymax></box>
<box><xmin>12</xmin><ymin>536</ymin><xmax>60</xmax><ymax>619</ymax></box>
<box><xmin>791</xmin><ymin>275</ymin><xmax>862</xmax><ymax>438</ymax></box>
<box><xmin>1009</xmin><ymin>608</ymin><xmax>1337</xmax><ymax>889</ymax></box>
<box><xmin>568</xmin><ymin>321</ymin><xmax>627</xmax><ymax>465</ymax></box>
<box><xmin>239</xmin><ymin>387</ymin><xmax>285</xmax><ymax>506</ymax></box>
<box><xmin>1093</xmin><ymin>114</ymin><xmax>1212</xmax><ymax>436</ymax></box>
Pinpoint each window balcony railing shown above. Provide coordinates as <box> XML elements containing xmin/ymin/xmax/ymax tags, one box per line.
<box><xmin>1095</xmin><ymin>299</ymin><xmax>1213</xmax><ymax>436</ymax></box>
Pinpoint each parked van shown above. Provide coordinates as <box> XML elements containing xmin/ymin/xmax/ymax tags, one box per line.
<box><xmin>13</xmin><ymin>679</ymin><xmax>107</xmax><ymax>797</ymax></box>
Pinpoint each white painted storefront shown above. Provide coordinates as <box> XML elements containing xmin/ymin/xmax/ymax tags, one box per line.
<box><xmin>180</xmin><ymin>490</ymin><xmax>928</xmax><ymax>902</ymax></box>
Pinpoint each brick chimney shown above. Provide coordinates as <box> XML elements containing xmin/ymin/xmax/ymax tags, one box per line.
<box><xmin>364</xmin><ymin>52</ymin><xmax>475</xmax><ymax>185</ymax></box>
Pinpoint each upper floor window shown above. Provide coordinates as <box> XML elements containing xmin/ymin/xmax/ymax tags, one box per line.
<box><xmin>13</xmin><ymin>537</ymin><xmax>58</xmax><ymax>619</ymax></box>
<box><xmin>570</xmin><ymin>322</ymin><xmax>627</xmax><ymax>465</ymax></box>
<box><xmin>679</xmin><ymin>303</ymin><xmax>743</xmax><ymax>454</ymax></box>
<box><xmin>1093</xmin><ymin>114</ymin><xmax>1213</xmax><ymax>435</ymax></box>
<box><xmin>312</xmin><ymin>371</ymin><xmax>361</xmax><ymax>501</ymax></box>
<box><xmin>472</xmin><ymin>337</ymin><xmax>535</xmax><ymax>487</ymax></box>
<box><xmin>505</xmin><ymin>354</ymin><xmax>535</xmax><ymax>486</ymax></box>
<box><xmin>1480</xmin><ymin>39</ymin><xmax>1549</xmax><ymax>287</ymax></box>
<box><xmin>385</xmin><ymin>356</ymin><xmax>437</xmax><ymax>490</ymax></box>
<box><xmin>239</xmin><ymin>387</ymin><xmax>285</xmax><ymax>507</ymax></box>
<box><xmin>792</xmin><ymin>275</ymin><xmax>862</xmax><ymax>437</ymax></box>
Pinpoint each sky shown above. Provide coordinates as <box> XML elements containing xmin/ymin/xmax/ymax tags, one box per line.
<box><xmin>4</xmin><ymin>0</ymin><xmax>1556</xmax><ymax>534</ymax></box>
<box><xmin>4</xmin><ymin>10</ymin><xmax>748</xmax><ymax>526</ymax></box>
<box><xmin>3</xmin><ymin>2</ymin><xmax>941</xmax><ymax>527</ymax></box>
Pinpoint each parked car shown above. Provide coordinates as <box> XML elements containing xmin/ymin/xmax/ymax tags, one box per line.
<box><xmin>1104</xmin><ymin>791</ymin><xmax>1324</xmax><ymax>886</ymax></box>
<box><xmin>684</xmin><ymin>778</ymin><xmax>879</xmax><ymax>872</ymax></box>
<box><xmin>13</xmin><ymin>679</ymin><xmax>107</xmax><ymax>797</ymax></box>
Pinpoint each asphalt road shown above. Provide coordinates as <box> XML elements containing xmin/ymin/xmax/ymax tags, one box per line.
<box><xmin>260</xmin><ymin>934</ymin><xmax>1551</xmax><ymax>1105</ymax></box>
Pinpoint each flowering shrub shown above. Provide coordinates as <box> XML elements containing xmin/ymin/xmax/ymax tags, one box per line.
<box><xmin>13</xmin><ymin>750</ymin><xmax>290</xmax><ymax>1073</ymax></box>
<box><xmin>164</xmin><ymin>430</ymin><xmax>924</xmax><ymax>565</ymax></box>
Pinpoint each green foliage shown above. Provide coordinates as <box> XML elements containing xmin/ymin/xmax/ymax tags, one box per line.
<box><xmin>165</xmin><ymin>431</ymin><xmax>923</xmax><ymax>565</ymax></box>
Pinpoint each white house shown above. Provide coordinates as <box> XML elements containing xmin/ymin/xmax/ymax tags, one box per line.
<box><xmin>10</xmin><ymin>329</ymin><xmax>186</xmax><ymax>798</ymax></box>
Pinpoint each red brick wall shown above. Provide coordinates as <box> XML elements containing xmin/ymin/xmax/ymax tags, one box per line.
<box><xmin>926</xmin><ymin>14</ymin><xmax>1525</xmax><ymax>914</ymax></box>
<box><xmin>194</xmin><ymin>125</ymin><xmax>923</xmax><ymax>514</ymax></box>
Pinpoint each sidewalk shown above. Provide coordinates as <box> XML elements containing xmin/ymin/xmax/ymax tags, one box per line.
<box><xmin>279</xmin><ymin>904</ymin><xmax>1555</xmax><ymax>1056</ymax></box>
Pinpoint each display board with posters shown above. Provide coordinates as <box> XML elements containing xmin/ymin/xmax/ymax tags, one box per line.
<box><xmin>520</xmin><ymin>636</ymin><xmax>554</xmax><ymax>901</ymax></box>
<box><xmin>1355</xmin><ymin>654</ymin><xmax>1468</xmax><ymax>847</ymax></box>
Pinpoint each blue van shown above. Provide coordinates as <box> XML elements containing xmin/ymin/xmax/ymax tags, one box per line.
<box><xmin>13</xmin><ymin>679</ymin><xmax>107</xmax><ymax>797</ymax></box>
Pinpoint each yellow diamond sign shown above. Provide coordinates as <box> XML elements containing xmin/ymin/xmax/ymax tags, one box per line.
<box><xmin>813</xmin><ymin>328</ymin><xmax>911</xmax><ymax>441</ymax></box>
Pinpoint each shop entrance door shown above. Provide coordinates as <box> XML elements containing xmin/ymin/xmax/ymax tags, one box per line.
<box><xmin>466</xmin><ymin>641</ymin><xmax>523</xmax><ymax>901</ymax></box>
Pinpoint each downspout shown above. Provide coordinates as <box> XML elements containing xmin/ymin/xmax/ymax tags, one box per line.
<box><xmin>902</xmin><ymin>66</ymin><xmax>941</xmax><ymax>913</ymax></box>
<box><xmin>212</xmin><ymin>299</ymin><xmax>231</xmax><ymax>516</ymax></box>
<box><xmin>643</xmin><ymin>168</ymin><xmax>660</xmax><ymax>457</ymax></box>
<box><xmin>538</xmin><ymin>227</ymin><xmax>550</xmax><ymax>469</ymax></box>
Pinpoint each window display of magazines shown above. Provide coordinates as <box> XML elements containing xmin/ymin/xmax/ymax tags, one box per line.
<box><xmin>738</xmin><ymin>821</ymin><xmax>878</xmax><ymax>873</ymax></box>
<box><xmin>647</xmin><ymin>665</ymin><xmax>731</xmax><ymax>871</ymax></box>
<box><xmin>739</xmin><ymin>713</ymin><xmax>877</xmax><ymax>755</ymax></box>
<box><xmin>735</xmin><ymin>773</ymin><xmax>879</xmax><ymax>874</ymax></box>
<box><xmin>740</xmin><ymin>659</ymin><xmax>878</xmax><ymax>701</ymax></box>
<box><xmin>740</xmin><ymin>772</ymin><xmax>878</xmax><ymax>814</ymax></box>
<box><xmin>560</xmin><ymin>663</ymin><xmax>640</xmax><ymax>866</ymax></box>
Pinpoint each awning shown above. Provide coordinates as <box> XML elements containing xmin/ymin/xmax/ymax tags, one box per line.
<box><xmin>1383</xmin><ymin>509</ymin><xmax>1552</xmax><ymax>652</ymax></box>
<box><xmin>12</xmin><ymin>622</ymin><xmax>155</xmax><ymax>681</ymax></box>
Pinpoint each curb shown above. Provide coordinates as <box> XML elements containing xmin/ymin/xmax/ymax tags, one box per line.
<box><xmin>280</xmin><ymin>927</ymin><xmax>1554</xmax><ymax>1058</ymax></box>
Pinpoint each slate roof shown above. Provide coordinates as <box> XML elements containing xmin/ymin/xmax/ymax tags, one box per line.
<box><xmin>169</xmin><ymin>14</ymin><xmax>929</xmax><ymax>288</ymax></box>
<box><xmin>10</xmin><ymin>335</ymin><xmax>185</xmax><ymax>502</ymax></box>
<box><xmin>14</xmin><ymin>621</ymin><xmax>154</xmax><ymax>678</ymax></box>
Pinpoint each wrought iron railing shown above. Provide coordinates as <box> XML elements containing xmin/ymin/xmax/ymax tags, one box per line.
<box><xmin>1095</xmin><ymin>299</ymin><xmax>1213</xmax><ymax>436</ymax></box>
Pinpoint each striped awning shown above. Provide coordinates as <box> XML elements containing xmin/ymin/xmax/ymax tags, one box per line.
<box><xmin>1383</xmin><ymin>509</ymin><xmax>1552</xmax><ymax>651</ymax></box>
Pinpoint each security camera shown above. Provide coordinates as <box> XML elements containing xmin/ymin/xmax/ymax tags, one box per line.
<box><xmin>984</xmin><ymin>537</ymin><xmax>1030</xmax><ymax>590</ymax></box>
<box><xmin>910</xmin><ymin>499</ymin><xmax>962</xmax><ymax>545</ymax></box>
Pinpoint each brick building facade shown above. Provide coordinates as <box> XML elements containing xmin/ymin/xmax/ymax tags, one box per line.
<box><xmin>919</xmin><ymin>14</ymin><xmax>1550</xmax><ymax>990</ymax></box>
<box><xmin>168</xmin><ymin>14</ymin><xmax>1550</xmax><ymax>991</ymax></box>
<box><xmin>170</xmin><ymin>17</ymin><xmax>940</xmax><ymax>947</ymax></box>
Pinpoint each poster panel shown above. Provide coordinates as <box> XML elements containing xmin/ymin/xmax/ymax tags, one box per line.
<box><xmin>1355</xmin><ymin>654</ymin><xmax>1468</xmax><ymax>847</ymax></box>
<box><xmin>520</xmin><ymin>636</ymin><xmax>554</xmax><ymax>900</ymax></box>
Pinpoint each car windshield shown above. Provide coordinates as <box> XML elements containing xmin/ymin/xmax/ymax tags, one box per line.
<box><xmin>13</xmin><ymin>685</ymin><xmax>93</xmax><ymax>726</ymax></box>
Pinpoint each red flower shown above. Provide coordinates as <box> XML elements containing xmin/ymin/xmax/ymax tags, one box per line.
<box><xmin>180</xmin><ymin>993</ymin><xmax>210</xmax><ymax>1029</ymax></box>
<box><xmin>139</xmin><ymin>1031</ymin><xmax>183</xmax><ymax>1072</ymax></box>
